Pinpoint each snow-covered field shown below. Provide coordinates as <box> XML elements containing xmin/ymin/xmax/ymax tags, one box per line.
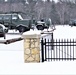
<box><xmin>0</xmin><ymin>25</ymin><xmax>76</xmax><ymax>74</ymax></box>
<box><xmin>54</xmin><ymin>25</ymin><xmax>76</xmax><ymax>39</ymax></box>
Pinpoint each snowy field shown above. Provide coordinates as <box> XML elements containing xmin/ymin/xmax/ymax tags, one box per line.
<box><xmin>54</xmin><ymin>25</ymin><xmax>76</xmax><ymax>39</ymax></box>
<box><xmin>0</xmin><ymin>25</ymin><xmax>76</xmax><ymax>74</ymax></box>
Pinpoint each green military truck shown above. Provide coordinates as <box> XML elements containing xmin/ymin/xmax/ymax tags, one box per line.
<box><xmin>0</xmin><ymin>13</ymin><xmax>52</xmax><ymax>32</ymax></box>
<box><xmin>69</xmin><ymin>19</ymin><xmax>76</xmax><ymax>27</ymax></box>
<box><xmin>35</xmin><ymin>18</ymin><xmax>52</xmax><ymax>30</ymax></box>
<box><xmin>0</xmin><ymin>13</ymin><xmax>31</xmax><ymax>33</ymax></box>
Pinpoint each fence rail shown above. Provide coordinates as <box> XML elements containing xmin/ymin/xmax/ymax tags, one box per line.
<box><xmin>41</xmin><ymin>38</ymin><xmax>76</xmax><ymax>62</ymax></box>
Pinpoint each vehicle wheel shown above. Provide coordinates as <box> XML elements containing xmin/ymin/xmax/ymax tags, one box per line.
<box><xmin>36</xmin><ymin>25</ymin><xmax>44</xmax><ymax>30</ymax></box>
<box><xmin>19</xmin><ymin>26</ymin><xmax>25</xmax><ymax>33</ymax></box>
<box><xmin>4</xmin><ymin>29</ymin><xmax>8</xmax><ymax>33</ymax></box>
<box><xmin>70</xmin><ymin>25</ymin><xmax>73</xmax><ymax>27</ymax></box>
<box><xmin>71</xmin><ymin>25</ymin><xmax>73</xmax><ymax>27</ymax></box>
<box><xmin>4</xmin><ymin>34</ymin><xmax>6</xmax><ymax>39</ymax></box>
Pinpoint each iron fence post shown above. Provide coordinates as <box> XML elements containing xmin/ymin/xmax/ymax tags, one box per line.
<box><xmin>41</xmin><ymin>38</ymin><xmax>44</xmax><ymax>62</ymax></box>
<box><xmin>51</xmin><ymin>33</ymin><xmax>54</xmax><ymax>50</ymax></box>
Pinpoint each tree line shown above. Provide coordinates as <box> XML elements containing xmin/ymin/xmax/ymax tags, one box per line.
<box><xmin>0</xmin><ymin>0</ymin><xmax>76</xmax><ymax>24</ymax></box>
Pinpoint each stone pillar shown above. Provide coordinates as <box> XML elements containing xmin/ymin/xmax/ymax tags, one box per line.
<box><xmin>22</xmin><ymin>30</ymin><xmax>41</xmax><ymax>63</ymax></box>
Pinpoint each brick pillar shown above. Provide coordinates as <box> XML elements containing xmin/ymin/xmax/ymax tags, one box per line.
<box><xmin>22</xmin><ymin>30</ymin><xmax>41</xmax><ymax>63</ymax></box>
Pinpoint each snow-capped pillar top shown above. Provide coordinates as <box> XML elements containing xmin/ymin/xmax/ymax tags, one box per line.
<box><xmin>22</xmin><ymin>30</ymin><xmax>41</xmax><ymax>39</ymax></box>
<box><xmin>22</xmin><ymin>30</ymin><xmax>41</xmax><ymax>63</ymax></box>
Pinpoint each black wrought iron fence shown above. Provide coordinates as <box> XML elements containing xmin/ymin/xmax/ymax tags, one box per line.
<box><xmin>41</xmin><ymin>38</ymin><xmax>76</xmax><ymax>62</ymax></box>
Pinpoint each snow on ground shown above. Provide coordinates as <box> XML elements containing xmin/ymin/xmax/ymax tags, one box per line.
<box><xmin>54</xmin><ymin>25</ymin><xmax>76</xmax><ymax>39</ymax></box>
<box><xmin>0</xmin><ymin>30</ymin><xmax>21</xmax><ymax>40</ymax></box>
<box><xmin>0</xmin><ymin>25</ymin><xmax>76</xmax><ymax>74</ymax></box>
<box><xmin>0</xmin><ymin>30</ymin><xmax>24</xmax><ymax>64</ymax></box>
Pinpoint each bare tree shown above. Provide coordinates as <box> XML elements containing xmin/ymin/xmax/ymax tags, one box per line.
<box><xmin>50</xmin><ymin>0</ymin><xmax>60</xmax><ymax>24</ymax></box>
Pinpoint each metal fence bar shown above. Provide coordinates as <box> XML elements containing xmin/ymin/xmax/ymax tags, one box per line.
<box><xmin>45</xmin><ymin>41</ymin><xmax>76</xmax><ymax>43</ymax></box>
<box><xmin>56</xmin><ymin>39</ymin><xmax>57</xmax><ymax>61</ymax></box>
<box><xmin>73</xmin><ymin>39</ymin><xmax>74</xmax><ymax>60</ymax></box>
<box><xmin>46</xmin><ymin>58</ymin><xmax>76</xmax><ymax>60</ymax></box>
<box><xmin>53</xmin><ymin>41</ymin><xmax>55</xmax><ymax>61</ymax></box>
<box><xmin>48</xmin><ymin>39</ymin><xmax>50</xmax><ymax>61</ymax></box>
<box><xmin>70</xmin><ymin>39</ymin><xmax>71</xmax><ymax>60</ymax></box>
<box><xmin>62</xmin><ymin>39</ymin><xmax>63</xmax><ymax>61</ymax></box>
<box><xmin>41</xmin><ymin>38</ymin><xmax>76</xmax><ymax>62</ymax></box>
<box><xmin>46</xmin><ymin>45</ymin><xmax>76</xmax><ymax>46</ymax></box>
<box><xmin>51</xmin><ymin>40</ymin><xmax>52</xmax><ymax>61</ymax></box>
<box><xmin>59</xmin><ymin>39</ymin><xmax>60</xmax><ymax>61</ymax></box>
<box><xmin>41</xmin><ymin>38</ymin><xmax>44</xmax><ymax>62</ymax></box>
<box><xmin>67</xmin><ymin>39</ymin><xmax>68</xmax><ymax>59</ymax></box>
<box><xmin>64</xmin><ymin>39</ymin><xmax>66</xmax><ymax>60</ymax></box>
<box><xmin>45</xmin><ymin>39</ymin><xmax>47</xmax><ymax>61</ymax></box>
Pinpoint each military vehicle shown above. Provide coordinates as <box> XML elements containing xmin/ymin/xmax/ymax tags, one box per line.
<box><xmin>0</xmin><ymin>13</ymin><xmax>31</xmax><ymax>33</ymax></box>
<box><xmin>35</xmin><ymin>18</ymin><xmax>52</xmax><ymax>30</ymax></box>
<box><xmin>0</xmin><ymin>24</ymin><xmax>6</xmax><ymax>39</ymax></box>
<box><xmin>69</xmin><ymin>19</ymin><xmax>76</xmax><ymax>27</ymax></box>
<box><xmin>0</xmin><ymin>12</ymin><xmax>52</xmax><ymax>32</ymax></box>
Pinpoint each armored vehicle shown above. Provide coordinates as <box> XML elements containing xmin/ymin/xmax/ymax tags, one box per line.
<box><xmin>35</xmin><ymin>18</ymin><xmax>52</xmax><ymax>30</ymax></box>
<box><xmin>0</xmin><ymin>24</ymin><xmax>6</xmax><ymax>39</ymax></box>
<box><xmin>0</xmin><ymin>13</ymin><xmax>31</xmax><ymax>33</ymax></box>
<box><xmin>69</xmin><ymin>19</ymin><xmax>76</xmax><ymax>27</ymax></box>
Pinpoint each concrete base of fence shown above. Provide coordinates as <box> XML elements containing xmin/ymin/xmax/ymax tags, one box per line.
<box><xmin>22</xmin><ymin>30</ymin><xmax>41</xmax><ymax>63</ymax></box>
